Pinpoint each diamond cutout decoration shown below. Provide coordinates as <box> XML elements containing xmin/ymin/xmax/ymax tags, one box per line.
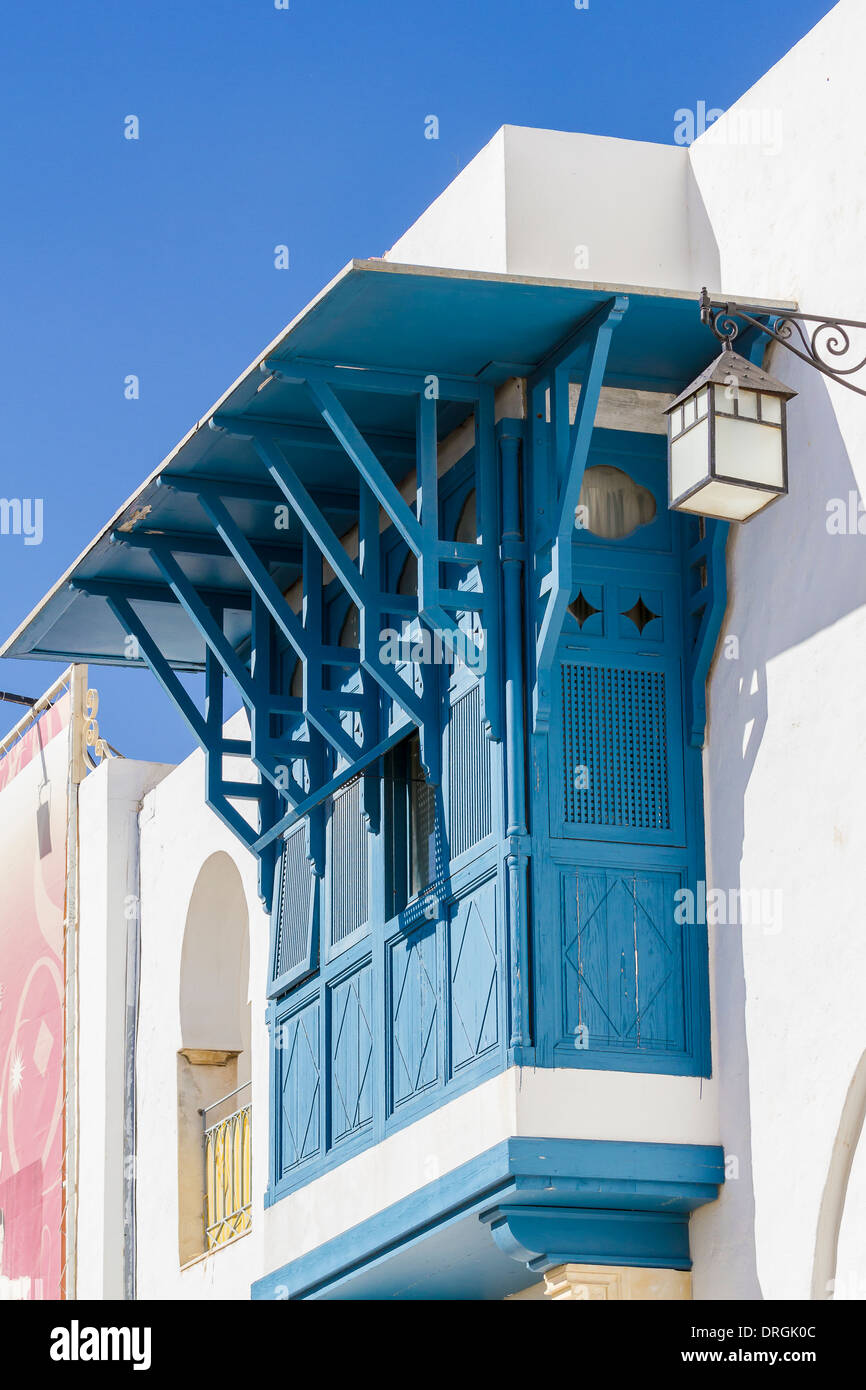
<box><xmin>621</xmin><ymin>595</ymin><xmax>660</xmax><ymax>634</ymax></box>
<box><xmin>568</xmin><ymin>590</ymin><xmax>601</xmax><ymax>629</ymax></box>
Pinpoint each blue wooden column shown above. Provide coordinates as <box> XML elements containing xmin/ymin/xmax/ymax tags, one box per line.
<box><xmin>497</xmin><ymin>419</ymin><xmax>532</xmax><ymax>1056</ymax></box>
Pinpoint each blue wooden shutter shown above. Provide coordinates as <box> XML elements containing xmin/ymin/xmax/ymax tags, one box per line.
<box><xmin>559</xmin><ymin>658</ymin><xmax>680</xmax><ymax>839</ymax></box>
<box><xmin>269</xmin><ymin>824</ymin><xmax>317</xmax><ymax>995</ymax></box>
<box><xmin>535</xmin><ymin>438</ymin><xmax>709</xmax><ymax>1074</ymax></box>
<box><xmin>328</xmin><ymin>777</ymin><xmax>369</xmax><ymax>954</ymax></box>
<box><xmin>447</xmin><ymin>680</ymin><xmax>492</xmax><ymax>860</ymax></box>
<box><xmin>561</xmin><ymin>865</ymin><xmax>686</xmax><ymax>1059</ymax></box>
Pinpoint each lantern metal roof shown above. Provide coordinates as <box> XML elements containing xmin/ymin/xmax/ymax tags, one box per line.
<box><xmin>665</xmin><ymin>344</ymin><xmax>798</xmax><ymax>414</ymax></box>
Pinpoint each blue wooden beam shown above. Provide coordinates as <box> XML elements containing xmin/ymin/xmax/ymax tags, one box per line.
<box><xmin>103</xmin><ymin>592</ymin><xmax>208</xmax><ymax>744</ymax></box>
<box><xmin>253</xmin><ymin>436</ymin><xmax>369</xmax><ymax>610</ymax></box>
<box><xmin>264</xmin><ymin>357</ymin><xmax>481</xmax><ymax>403</ymax></box>
<box><xmin>254</xmin><ymin>725</ymin><xmax>408</xmax><ymax>852</ymax></box>
<box><xmin>160</xmin><ymin>470</ymin><xmax>360</xmax><ymax>516</ymax></box>
<box><xmin>533</xmin><ymin>295</ymin><xmax>629</xmax><ymax>733</ymax></box>
<box><xmin>104</xmin><ymin>591</ymin><xmax>259</xmax><ymax>853</ymax></box>
<box><xmin>113</xmin><ymin>527</ymin><xmax>303</xmax><ymax>567</ymax></box>
<box><xmin>527</xmin><ymin>297</ymin><xmax>625</xmax><ymax>388</ymax></box>
<box><xmin>211</xmin><ymin>412</ymin><xmax>415</xmax><ymax>462</ymax></box>
<box><xmin>202</xmin><ymin>642</ymin><xmax>261</xmax><ymax>851</ymax></box>
<box><xmin>305</xmin><ymin>379</ymin><xmax>424</xmax><ymax>555</ymax></box>
<box><xmin>147</xmin><ymin>544</ymin><xmax>257</xmax><ymax>707</ymax></box>
<box><xmin>71</xmin><ymin>575</ymin><xmax>251</xmax><ymax>612</ymax></box>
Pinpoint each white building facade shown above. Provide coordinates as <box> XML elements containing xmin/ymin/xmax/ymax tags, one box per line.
<box><xmin>5</xmin><ymin>0</ymin><xmax>865</xmax><ymax>1302</ymax></box>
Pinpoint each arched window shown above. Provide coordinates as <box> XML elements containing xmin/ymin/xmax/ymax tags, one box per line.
<box><xmin>177</xmin><ymin>853</ymin><xmax>251</xmax><ymax>1264</ymax></box>
<box><xmin>576</xmin><ymin>465</ymin><xmax>656</xmax><ymax>540</ymax></box>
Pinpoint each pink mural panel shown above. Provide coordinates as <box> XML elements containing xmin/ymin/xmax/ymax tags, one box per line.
<box><xmin>0</xmin><ymin>693</ymin><xmax>69</xmax><ymax>1300</ymax></box>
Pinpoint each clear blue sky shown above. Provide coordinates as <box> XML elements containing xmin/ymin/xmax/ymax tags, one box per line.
<box><xmin>0</xmin><ymin>0</ymin><xmax>836</xmax><ymax>764</ymax></box>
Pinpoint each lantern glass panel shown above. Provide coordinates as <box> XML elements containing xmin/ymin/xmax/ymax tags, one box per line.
<box><xmin>676</xmin><ymin>479</ymin><xmax>779</xmax><ymax>522</ymax></box>
<box><xmin>761</xmin><ymin>393</ymin><xmax>782</xmax><ymax>424</ymax></box>
<box><xmin>670</xmin><ymin>415</ymin><xmax>709</xmax><ymax>498</ymax></box>
<box><xmin>736</xmin><ymin>389</ymin><xmax>759</xmax><ymax>420</ymax></box>
<box><xmin>715</xmin><ymin>415</ymin><xmax>785</xmax><ymax>488</ymax></box>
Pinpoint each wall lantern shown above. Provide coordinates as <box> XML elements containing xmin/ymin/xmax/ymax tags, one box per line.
<box><xmin>665</xmin><ymin>344</ymin><xmax>796</xmax><ymax>522</ymax></box>
<box><xmin>666</xmin><ymin>288</ymin><xmax>866</xmax><ymax>523</ymax></box>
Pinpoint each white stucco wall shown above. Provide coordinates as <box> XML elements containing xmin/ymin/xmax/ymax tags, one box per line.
<box><xmin>77</xmin><ymin>756</ymin><xmax>172</xmax><ymax>1300</ymax></box>
<box><xmin>387</xmin><ymin>124</ymin><xmax>721</xmax><ymax>294</ymax></box>
<box><xmin>687</xmin><ymin>0</ymin><xmax>866</xmax><ymax>1300</ymax></box>
<box><xmin>387</xmin><ymin>127</ymin><xmax>508</xmax><ymax>273</ymax></box>
<box><xmin>75</xmin><ymin>712</ymin><xmax>270</xmax><ymax>1300</ymax></box>
<box><xmin>132</xmin><ymin>723</ymin><xmax>269</xmax><ymax>1300</ymax></box>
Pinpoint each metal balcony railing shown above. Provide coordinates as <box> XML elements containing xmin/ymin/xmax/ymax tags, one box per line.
<box><xmin>201</xmin><ymin>1082</ymin><xmax>252</xmax><ymax>1251</ymax></box>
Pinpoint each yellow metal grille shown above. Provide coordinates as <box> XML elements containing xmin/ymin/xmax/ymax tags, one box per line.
<box><xmin>204</xmin><ymin>1104</ymin><xmax>252</xmax><ymax>1250</ymax></box>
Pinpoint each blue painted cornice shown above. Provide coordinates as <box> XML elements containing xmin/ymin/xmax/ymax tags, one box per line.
<box><xmin>251</xmin><ymin>1135</ymin><xmax>723</xmax><ymax>1300</ymax></box>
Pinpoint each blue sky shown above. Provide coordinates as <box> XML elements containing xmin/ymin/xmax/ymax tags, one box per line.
<box><xmin>0</xmin><ymin>0</ymin><xmax>836</xmax><ymax>764</ymax></box>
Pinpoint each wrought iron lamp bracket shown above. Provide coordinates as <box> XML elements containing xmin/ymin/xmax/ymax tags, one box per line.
<box><xmin>699</xmin><ymin>287</ymin><xmax>866</xmax><ymax>397</ymax></box>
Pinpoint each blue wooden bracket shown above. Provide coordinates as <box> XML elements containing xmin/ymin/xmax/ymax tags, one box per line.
<box><xmin>479</xmin><ymin>1203</ymin><xmax>691</xmax><ymax>1271</ymax></box>
<box><xmin>305</xmin><ymin>377</ymin><xmax>424</xmax><ymax>555</ymax></box>
<box><xmin>531</xmin><ymin>295</ymin><xmax>629</xmax><ymax>734</ymax></box>
<box><xmin>224</xmin><ymin>365</ymin><xmax>504</xmax><ymax>775</ymax></box>
<box><xmin>98</xmin><ymin>350</ymin><xmax>508</xmax><ymax>893</ymax></box>
<box><xmin>299</xmin><ymin>376</ymin><xmax>497</xmax><ymax>743</ymax></box>
<box><xmin>99</xmin><ymin>589</ymin><xmax>261</xmax><ymax>860</ymax></box>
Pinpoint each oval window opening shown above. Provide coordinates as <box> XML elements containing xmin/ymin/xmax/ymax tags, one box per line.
<box><xmin>576</xmin><ymin>465</ymin><xmax>656</xmax><ymax>540</ymax></box>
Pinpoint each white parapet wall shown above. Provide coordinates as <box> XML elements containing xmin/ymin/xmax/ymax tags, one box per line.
<box><xmin>387</xmin><ymin>124</ymin><xmax>721</xmax><ymax>294</ymax></box>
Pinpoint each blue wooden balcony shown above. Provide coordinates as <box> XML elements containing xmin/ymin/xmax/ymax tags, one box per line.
<box><xmin>1</xmin><ymin>260</ymin><xmax>759</xmax><ymax>1288</ymax></box>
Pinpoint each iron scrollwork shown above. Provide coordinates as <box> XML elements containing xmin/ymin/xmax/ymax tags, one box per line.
<box><xmin>699</xmin><ymin>287</ymin><xmax>866</xmax><ymax>397</ymax></box>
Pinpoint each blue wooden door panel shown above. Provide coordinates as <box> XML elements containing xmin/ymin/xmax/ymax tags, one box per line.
<box><xmin>532</xmin><ymin>435</ymin><xmax>709</xmax><ymax>1077</ymax></box>
<box><xmin>389</xmin><ymin>922</ymin><xmax>439</xmax><ymax>1110</ymax></box>
<box><xmin>449</xmin><ymin>877</ymin><xmax>499</xmax><ymax>1073</ymax></box>
<box><xmin>329</xmin><ymin>962</ymin><xmax>374</xmax><ymax>1143</ymax></box>
<box><xmin>277</xmin><ymin>998</ymin><xmax>321</xmax><ymax>1175</ymax></box>
<box><xmin>559</xmin><ymin>862</ymin><xmax>688</xmax><ymax>1061</ymax></box>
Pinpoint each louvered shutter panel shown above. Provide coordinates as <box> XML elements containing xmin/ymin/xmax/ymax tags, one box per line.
<box><xmin>328</xmin><ymin>777</ymin><xmax>369</xmax><ymax>952</ymax></box>
<box><xmin>269</xmin><ymin>824</ymin><xmax>317</xmax><ymax>995</ymax></box>
<box><xmin>447</xmin><ymin>681</ymin><xmax>492</xmax><ymax>859</ymax></box>
<box><xmin>561</xmin><ymin>662</ymin><xmax>671</xmax><ymax>832</ymax></box>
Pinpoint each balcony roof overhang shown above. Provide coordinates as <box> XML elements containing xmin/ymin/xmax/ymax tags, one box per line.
<box><xmin>1</xmin><ymin>258</ymin><xmax>796</xmax><ymax>669</ymax></box>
